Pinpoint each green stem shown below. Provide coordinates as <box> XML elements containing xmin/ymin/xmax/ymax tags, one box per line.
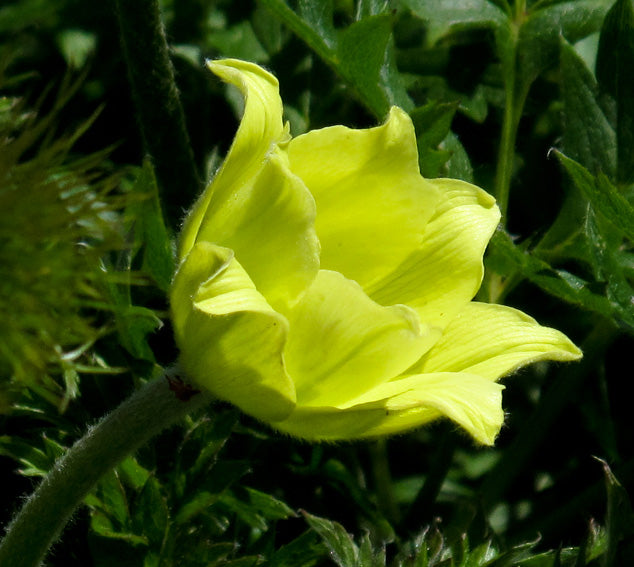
<box><xmin>0</xmin><ymin>372</ymin><xmax>210</xmax><ymax>567</ymax></box>
<box><xmin>493</xmin><ymin>0</ymin><xmax>530</xmax><ymax>224</ymax></box>
<box><xmin>494</xmin><ymin>75</ymin><xmax>522</xmax><ymax>222</ymax></box>
<box><xmin>114</xmin><ymin>0</ymin><xmax>201</xmax><ymax>230</ymax></box>
<box><xmin>369</xmin><ymin>439</ymin><xmax>400</xmax><ymax>526</ymax></box>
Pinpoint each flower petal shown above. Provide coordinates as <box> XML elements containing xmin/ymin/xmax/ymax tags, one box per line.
<box><xmin>179</xmin><ymin>59</ymin><xmax>287</xmax><ymax>258</ymax></box>
<box><xmin>273</xmin><ymin>372</ymin><xmax>504</xmax><ymax>444</ymax></box>
<box><xmin>284</xmin><ymin>270</ymin><xmax>440</xmax><ymax>407</ymax></box>
<box><xmin>366</xmin><ymin>178</ymin><xmax>500</xmax><ymax>329</ymax></box>
<box><xmin>202</xmin><ymin>147</ymin><xmax>319</xmax><ymax>311</ymax></box>
<box><xmin>286</xmin><ymin>107</ymin><xmax>440</xmax><ymax>290</ymax></box>
<box><xmin>417</xmin><ymin>302</ymin><xmax>582</xmax><ymax>378</ymax></box>
<box><xmin>171</xmin><ymin>242</ymin><xmax>296</xmax><ymax>421</ymax></box>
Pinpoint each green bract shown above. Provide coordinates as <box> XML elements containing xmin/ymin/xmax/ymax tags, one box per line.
<box><xmin>171</xmin><ymin>59</ymin><xmax>581</xmax><ymax>444</ymax></box>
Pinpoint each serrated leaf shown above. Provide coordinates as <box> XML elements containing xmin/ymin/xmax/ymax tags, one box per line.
<box><xmin>245</xmin><ymin>487</ymin><xmax>296</xmax><ymax>520</ymax></box>
<box><xmin>302</xmin><ymin>511</ymin><xmax>359</xmax><ymax>567</ymax></box>
<box><xmin>262</xmin><ymin>0</ymin><xmax>409</xmax><ymax>117</ymax></box>
<box><xmin>92</xmin><ymin>469</ymin><xmax>130</xmax><ymax>529</ymax></box>
<box><xmin>596</xmin><ymin>0</ymin><xmax>634</xmax><ymax>184</ymax></box>
<box><xmin>178</xmin><ymin>411</ymin><xmax>239</xmax><ymax>482</ymax></box>
<box><xmin>443</xmin><ymin>131</ymin><xmax>474</xmax><ymax>183</ymax></box>
<box><xmin>358</xmin><ymin>532</ymin><xmax>385</xmax><ymax>567</ymax></box>
<box><xmin>336</xmin><ymin>14</ymin><xmax>412</xmax><ymax>114</ymax></box>
<box><xmin>517</xmin><ymin>0</ymin><xmax>612</xmax><ymax>83</ymax></box>
<box><xmin>0</xmin><ymin>435</ymin><xmax>55</xmax><ymax>477</ymax></box>
<box><xmin>131</xmin><ymin>476</ymin><xmax>169</xmax><ymax>546</ymax></box>
<box><xmin>487</xmin><ymin>228</ymin><xmax>617</xmax><ymax>320</ymax></box>
<box><xmin>410</xmin><ymin>100</ymin><xmax>459</xmax><ymax>177</ymax></box>
<box><xmin>401</xmin><ymin>0</ymin><xmax>514</xmax><ymax>73</ymax></box>
<box><xmin>483</xmin><ymin>540</ymin><xmax>537</xmax><ymax>566</ymax></box>
<box><xmin>554</xmin><ymin>151</ymin><xmax>634</xmax><ymax>243</ymax></box>
<box><xmin>297</xmin><ymin>0</ymin><xmax>337</xmax><ymax>48</ymax></box>
<box><xmin>175</xmin><ymin>460</ymin><xmax>251</xmax><ymax>524</ymax></box>
<box><xmin>268</xmin><ymin>530</ymin><xmax>326</xmax><ymax>567</ymax></box>
<box><xmin>598</xmin><ymin>459</ymin><xmax>634</xmax><ymax>566</ymax></box>
<box><xmin>560</xmin><ymin>38</ymin><xmax>616</xmax><ymax>177</ymax></box>
<box><xmin>401</xmin><ymin>0</ymin><xmax>509</xmax><ymax>42</ymax></box>
<box><xmin>218</xmin><ymin>487</ymin><xmax>295</xmax><ymax>531</ymax></box>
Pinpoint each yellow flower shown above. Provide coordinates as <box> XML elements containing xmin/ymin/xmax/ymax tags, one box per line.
<box><xmin>170</xmin><ymin>59</ymin><xmax>581</xmax><ymax>444</ymax></box>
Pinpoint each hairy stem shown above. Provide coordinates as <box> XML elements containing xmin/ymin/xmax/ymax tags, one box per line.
<box><xmin>0</xmin><ymin>373</ymin><xmax>210</xmax><ymax>567</ymax></box>
<box><xmin>114</xmin><ymin>0</ymin><xmax>201</xmax><ymax>229</ymax></box>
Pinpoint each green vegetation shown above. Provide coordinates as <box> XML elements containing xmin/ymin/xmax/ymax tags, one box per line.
<box><xmin>1</xmin><ymin>0</ymin><xmax>633</xmax><ymax>565</ymax></box>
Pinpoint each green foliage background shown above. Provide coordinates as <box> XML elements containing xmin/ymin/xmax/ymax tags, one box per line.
<box><xmin>1</xmin><ymin>0</ymin><xmax>634</xmax><ymax>565</ymax></box>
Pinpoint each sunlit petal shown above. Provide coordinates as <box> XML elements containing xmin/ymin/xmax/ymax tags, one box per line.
<box><xmin>285</xmin><ymin>270</ymin><xmax>440</xmax><ymax>407</ymax></box>
<box><xmin>274</xmin><ymin>372</ymin><xmax>504</xmax><ymax>445</ymax></box>
<box><xmin>417</xmin><ymin>302</ymin><xmax>582</xmax><ymax>378</ymax></box>
<box><xmin>287</xmin><ymin>107</ymin><xmax>440</xmax><ymax>290</ymax></box>
<box><xmin>171</xmin><ymin>242</ymin><xmax>295</xmax><ymax>421</ymax></box>
<box><xmin>179</xmin><ymin>59</ymin><xmax>287</xmax><ymax>257</ymax></box>
<box><xmin>367</xmin><ymin>178</ymin><xmax>500</xmax><ymax>329</ymax></box>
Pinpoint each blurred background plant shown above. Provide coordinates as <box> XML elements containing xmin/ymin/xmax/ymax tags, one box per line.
<box><xmin>0</xmin><ymin>55</ymin><xmax>126</xmax><ymax>413</ymax></box>
<box><xmin>1</xmin><ymin>0</ymin><xmax>633</xmax><ymax>565</ymax></box>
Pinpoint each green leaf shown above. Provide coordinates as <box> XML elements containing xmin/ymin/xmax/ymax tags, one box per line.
<box><xmin>518</xmin><ymin>0</ymin><xmax>612</xmax><ymax>83</ymax></box>
<box><xmin>401</xmin><ymin>0</ymin><xmax>514</xmax><ymax>74</ymax></box>
<box><xmin>117</xmin><ymin>455</ymin><xmax>151</xmax><ymax>492</ymax></box>
<box><xmin>486</xmin><ymin>541</ymin><xmax>543</xmax><ymax>566</ymax></box>
<box><xmin>443</xmin><ymin>131</ymin><xmax>474</xmax><ymax>183</ymax></box>
<box><xmin>262</xmin><ymin>0</ymin><xmax>409</xmax><ymax>117</ymax></box>
<box><xmin>554</xmin><ymin>151</ymin><xmax>634</xmax><ymax>243</ymax></box>
<box><xmin>358</xmin><ymin>533</ymin><xmax>385</xmax><ymax>567</ymax></box>
<box><xmin>267</xmin><ymin>530</ymin><xmax>325</xmax><ymax>567</ymax></box>
<box><xmin>0</xmin><ymin>435</ymin><xmax>55</xmax><ymax>477</ymax></box>
<box><xmin>487</xmin><ymin>228</ymin><xmax>616</xmax><ymax>320</ymax></box>
<box><xmin>596</xmin><ymin>0</ymin><xmax>634</xmax><ymax>184</ymax></box>
<box><xmin>129</xmin><ymin>161</ymin><xmax>175</xmax><ymax>292</ymax></box>
<box><xmin>207</xmin><ymin>21</ymin><xmax>270</xmax><ymax>62</ymax></box>
<box><xmin>302</xmin><ymin>511</ymin><xmax>359</xmax><ymax>567</ymax></box>
<box><xmin>599</xmin><ymin>459</ymin><xmax>634</xmax><ymax>566</ymax></box>
<box><xmin>337</xmin><ymin>14</ymin><xmax>404</xmax><ymax>116</ymax></box>
<box><xmin>539</xmin><ymin>38</ymin><xmax>617</xmax><ymax>262</ymax></box>
<box><xmin>218</xmin><ymin>486</ymin><xmax>295</xmax><ymax>531</ymax></box>
<box><xmin>113</xmin><ymin>304</ymin><xmax>162</xmax><ymax>363</ymax></box>
<box><xmin>410</xmin><ymin>100</ymin><xmax>459</xmax><ymax>178</ymax></box>
<box><xmin>131</xmin><ymin>476</ymin><xmax>169</xmax><ymax>546</ymax></box>
<box><xmin>241</xmin><ymin>487</ymin><xmax>296</xmax><ymax>520</ymax></box>
<box><xmin>92</xmin><ymin>470</ymin><xmax>131</xmax><ymax>529</ymax></box>
<box><xmin>560</xmin><ymin>38</ymin><xmax>616</xmax><ymax>177</ymax></box>
<box><xmin>400</xmin><ymin>0</ymin><xmax>509</xmax><ymax>43</ymax></box>
<box><xmin>296</xmin><ymin>0</ymin><xmax>336</xmax><ymax>47</ymax></box>
<box><xmin>174</xmin><ymin>460</ymin><xmax>251</xmax><ymax>524</ymax></box>
<box><xmin>177</xmin><ymin>410</ymin><xmax>239</xmax><ymax>484</ymax></box>
<box><xmin>583</xmin><ymin>210</ymin><xmax>634</xmax><ymax>328</ymax></box>
<box><xmin>56</xmin><ymin>29</ymin><xmax>97</xmax><ymax>68</ymax></box>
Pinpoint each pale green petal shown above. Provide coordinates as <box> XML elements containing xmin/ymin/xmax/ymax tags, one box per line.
<box><xmin>199</xmin><ymin>147</ymin><xmax>319</xmax><ymax>311</ymax></box>
<box><xmin>284</xmin><ymin>270</ymin><xmax>440</xmax><ymax>407</ymax></box>
<box><xmin>366</xmin><ymin>178</ymin><xmax>500</xmax><ymax>329</ymax></box>
<box><xmin>171</xmin><ymin>242</ymin><xmax>295</xmax><ymax>421</ymax></box>
<box><xmin>287</xmin><ymin>107</ymin><xmax>440</xmax><ymax>290</ymax></box>
<box><xmin>179</xmin><ymin>59</ymin><xmax>287</xmax><ymax>258</ymax></box>
<box><xmin>273</xmin><ymin>372</ymin><xmax>504</xmax><ymax>445</ymax></box>
<box><xmin>417</xmin><ymin>302</ymin><xmax>582</xmax><ymax>378</ymax></box>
